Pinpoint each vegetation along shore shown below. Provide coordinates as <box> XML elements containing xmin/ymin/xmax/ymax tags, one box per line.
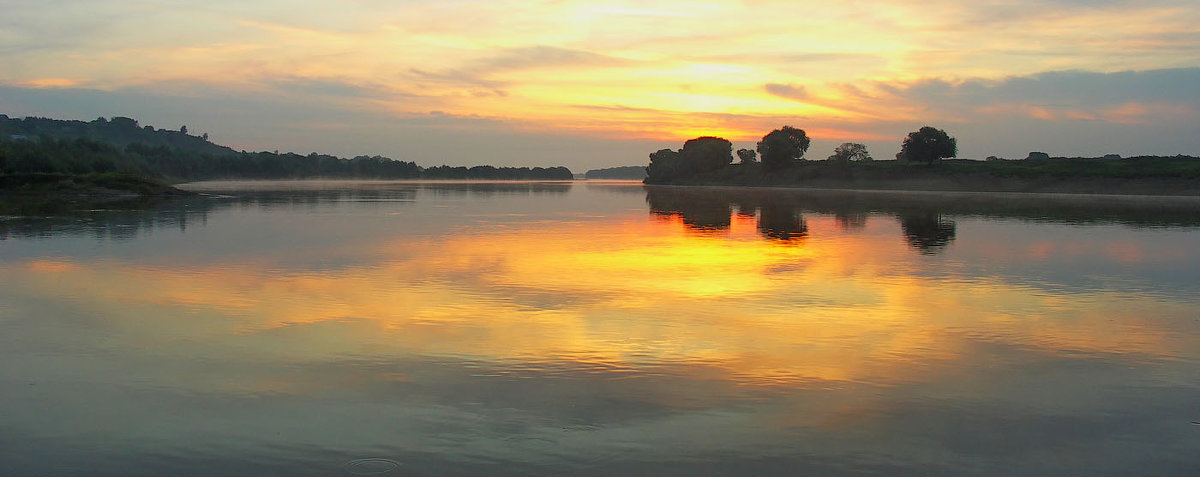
<box><xmin>0</xmin><ymin>114</ymin><xmax>574</xmax><ymax>184</ymax></box>
<box><xmin>643</xmin><ymin>126</ymin><xmax>1200</xmax><ymax>196</ymax></box>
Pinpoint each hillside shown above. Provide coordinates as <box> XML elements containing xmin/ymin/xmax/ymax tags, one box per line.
<box><xmin>1</xmin><ymin>114</ymin><xmax>235</xmax><ymax>157</ymax></box>
<box><xmin>0</xmin><ymin>114</ymin><xmax>573</xmax><ymax>181</ymax></box>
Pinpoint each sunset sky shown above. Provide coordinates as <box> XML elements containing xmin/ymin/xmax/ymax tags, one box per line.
<box><xmin>2</xmin><ymin>0</ymin><xmax>1199</xmax><ymax>169</ymax></box>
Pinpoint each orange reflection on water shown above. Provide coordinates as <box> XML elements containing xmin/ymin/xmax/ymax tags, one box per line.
<box><xmin>25</xmin><ymin>259</ymin><xmax>78</xmax><ymax>273</ymax></box>
<box><xmin>4</xmin><ymin>215</ymin><xmax>1195</xmax><ymax>391</ymax></box>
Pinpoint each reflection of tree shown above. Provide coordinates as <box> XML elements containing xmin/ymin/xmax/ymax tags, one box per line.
<box><xmin>679</xmin><ymin>206</ymin><xmax>731</xmax><ymax>231</ymax></box>
<box><xmin>645</xmin><ymin>188</ymin><xmax>810</xmax><ymax>240</ymax></box>
<box><xmin>734</xmin><ymin>203</ymin><xmax>757</xmax><ymax>219</ymax></box>
<box><xmin>834</xmin><ymin>212</ymin><xmax>868</xmax><ymax>230</ymax></box>
<box><xmin>758</xmin><ymin>205</ymin><xmax>807</xmax><ymax>242</ymax></box>
<box><xmin>898</xmin><ymin>213</ymin><xmax>956</xmax><ymax>254</ymax></box>
<box><xmin>642</xmin><ymin>186</ymin><xmax>1200</xmax><ymax>251</ymax></box>
<box><xmin>0</xmin><ymin>196</ymin><xmax>215</xmax><ymax>241</ymax></box>
<box><xmin>645</xmin><ymin>188</ymin><xmax>731</xmax><ymax>231</ymax></box>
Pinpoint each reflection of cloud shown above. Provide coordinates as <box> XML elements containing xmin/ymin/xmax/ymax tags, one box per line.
<box><xmin>4</xmin><ymin>215</ymin><xmax>1192</xmax><ymax>390</ymax></box>
<box><xmin>25</xmin><ymin>259</ymin><xmax>78</xmax><ymax>273</ymax></box>
<box><xmin>10</xmin><ymin>77</ymin><xmax>85</xmax><ymax>89</ymax></box>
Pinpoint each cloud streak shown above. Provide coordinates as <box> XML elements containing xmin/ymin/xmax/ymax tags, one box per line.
<box><xmin>1</xmin><ymin>0</ymin><xmax>1198</xmax><ymax>168</ymax></box>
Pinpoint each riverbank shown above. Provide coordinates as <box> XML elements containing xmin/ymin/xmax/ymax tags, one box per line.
<box><xmin>653</xmin><ymin>158</ymin><xmax>1200</xmax><ymax>196</ymax></box>
<box><xmin>0</xmin><ymin>173</ymin><xmax>192</xmax><ymax>214</ymax></box>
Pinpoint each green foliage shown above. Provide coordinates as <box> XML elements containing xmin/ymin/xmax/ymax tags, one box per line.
<box><xmin>0</xmin><ymin>115</ymin><xmax>573</xmax><ymax>181</ymax></box>
<box><xmin>900</xmin><ymin>126</ymin><xmax>956</xmax><ymax>164</ymax></box>
<box><xmin>1</xmin><ymin>115</ymin><xmax>235</xmax><ymax>157</ymax></box>
<box><xmin>584</xmin><ymin>165</ymin><xmax>647</xmax><ymax>180</ymax></box>
<box><xmin>756</xmin><ymin>126</ymin><xmax>810</xmax><ymax>170</ymax></box>
<box><xmin>736</xmin><ymin>148</ymin><xmax>757</xmax><ymax>164</ymax></box>
<box><xmin>0</xmin><ymin>137</ymin><xmax>149</xmax><ymax>176</ymax></box>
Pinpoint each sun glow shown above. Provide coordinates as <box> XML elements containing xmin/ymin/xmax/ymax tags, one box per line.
<box><xmin>5</xmin><ymin>213</ymin><xmax>1190</xmax><ymax>389</ymax></box>
<box><xmin>4</xmin><ymin>0</ymin><xmax>1196</xmax><ymax>154</ymax></box>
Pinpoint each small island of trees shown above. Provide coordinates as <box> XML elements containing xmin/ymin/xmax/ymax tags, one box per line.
<box><xmin>647</xmin><ymin>125</ymin><xmax>956</xmax><ymax>184</ymax></box>
<box><xmin>643</xmin><ymin>125</ymin><xmax>1200</xmax><ymax>195</ymax></box>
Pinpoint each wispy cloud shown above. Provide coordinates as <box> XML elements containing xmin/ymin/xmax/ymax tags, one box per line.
<box><xmin>8</xmin><ymin>78</ymin><xmax>87</xmax><ymax>89</ymax></box>
<box><xmin>2</xmin><ymin>0</ymin><xmax>1199</xmax><ymax>167</ymax></box>
<box><xmin>763</xmin><ymin>83</ymin><xmax>809</xmax><ymax>102</ymax></box>
<box><xmin>895</xmin><ymin>68</ymin><xmax>1200</xmax><ymax>115</ymax></box>
<box><xmin>469</xmin><ymin>46</ymin><xmax>632</xmax><ymax>73</ymax></box>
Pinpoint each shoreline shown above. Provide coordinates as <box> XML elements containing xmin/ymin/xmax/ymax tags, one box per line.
<box><xmin>644</xmin><ymin>156</ymin><xmax>1200</xmax><ymax>198</ymax></box>
<box><xmin>647</xmin><ymin>182</ymin><xmax>1200</xmax><ymax>203</ymax></box>
<box><xmin>0</xmin><ymin>173</ymin><xmax>192</xmax><ymax>214</ymax></box>
<box><xmin>653</xmin><ymin>173</ymin><xmax>1200</xmax><ymax>199</ymax></box>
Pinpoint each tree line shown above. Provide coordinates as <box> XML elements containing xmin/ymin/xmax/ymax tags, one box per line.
<box><xmin>584</xmin><ymin>165</ymin><xmax>647</xmax><ymax>180</ymax></box>
<box><xmin>646</xmin><ymin>125</ymin><xmax>956</xmax><ymax>183</ymax></box>
<box><xmin>643</xmin><ymin>124</ymin><xmax>1200</xmax><ymax>188</ymax></box>
<box><xmin>0</xmin><ymin>115</ymin><xmax>573</xmax><ymax>181</ymax></box>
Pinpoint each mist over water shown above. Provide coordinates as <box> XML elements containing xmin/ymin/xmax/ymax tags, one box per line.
<box><xmin>2</xmin><ymin>180</ymin><xmax>1198</xmax><ymax>476</ymax></box>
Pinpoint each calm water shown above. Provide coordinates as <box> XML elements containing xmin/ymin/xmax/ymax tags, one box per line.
<box><xmin>2</xmin><ymin>180</ymin><xmax>1199</xmax><ymax>476</ymax></box>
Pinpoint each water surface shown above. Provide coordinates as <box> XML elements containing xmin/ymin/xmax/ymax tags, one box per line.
<box><xmin>2</xmin><ymin>180</ymin><xmax>1198</xmax><ymax>475</ymax></box>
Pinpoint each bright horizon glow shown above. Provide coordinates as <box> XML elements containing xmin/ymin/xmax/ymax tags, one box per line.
<box><xmin>1</xmin><ymin>0</ymin><xmax>1199</xmax><ymax>167</ymax></box>
<box><xmin>7</xmin><ymin>214</ymin><xmax>1192</xmax><ymax>388</ymax></box>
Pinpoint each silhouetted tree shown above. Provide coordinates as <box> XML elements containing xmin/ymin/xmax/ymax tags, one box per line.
<box><xmin>899</xmin><ymin>127</ymin><xmax>956</xmax><ymax>164</ymax></box>
<box><xmin>679</xmin><ymin>136</ymin><xmax>733</xmax><ymax>173</ymax></box>
<box><xmin>736</xmin><ymin>148</ymin><xmax>757</xmax><ymax>164</ymax></box>
<box><xmin>828</xmin><ymin>142</ymin><xmax>872</xmax><ymax>163</ymax></box>
<box><xmin>646</xmin><ymin>148</ymin><xmax>684</xmax><ymax>183</ymax></box>
<box><xmin>180</xmin><ymin>125</ymin><xmax>188</xmax><ymax>135</ymax></box>
<box><xmin>757</xmin><ymin>126</ymin><xmax>810</xmax><ymax>170</ymax></box>
<box><xmin>644</xmin><ymin>137</ymin><xmax>733</xmax><ymax>183</ymax></box>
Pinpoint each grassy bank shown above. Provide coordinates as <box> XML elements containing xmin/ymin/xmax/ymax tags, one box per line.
<box><xmin>654</xmin><ymin>157</ymin><xmax>1200</xmax><ymax>196</ymax></box>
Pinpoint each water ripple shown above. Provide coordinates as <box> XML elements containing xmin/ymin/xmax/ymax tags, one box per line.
<box><xmin>343</xmin><ymin>458</ymin><xmax>401</xmax><ymax>475</ymax></box>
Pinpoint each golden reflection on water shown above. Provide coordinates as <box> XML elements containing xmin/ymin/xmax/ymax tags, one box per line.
<box><xmin>7</xmin><ymin>208</ymin><xmax>1194</xmax><ymax>395</ymax></box>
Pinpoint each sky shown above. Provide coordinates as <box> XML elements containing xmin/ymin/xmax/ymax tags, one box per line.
<box><xmin>2</xmin><ymin>0</ymin><xmax>1199</xmax><ymax>170</ymax></box>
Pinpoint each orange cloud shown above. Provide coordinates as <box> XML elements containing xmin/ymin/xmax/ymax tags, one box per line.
<box><xmin>12</xmin><ymin>78</ymin><xmax>86</xmax><ymax>89</ymax></box>
<box><xmin>1100</xmin><ymin>102</ymin><xmax>1195</xmax><ymax>125</ymax></box>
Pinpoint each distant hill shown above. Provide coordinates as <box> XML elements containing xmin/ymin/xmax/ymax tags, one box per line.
<box><xmin>1</xmin><ymin>115</ymin><xmax>236</xmax><ymax>157</ymax></box>
<box><xmin>584</xmin><ymin>165</ymin><xmax>646</xmax><ymax>180</ymax></box>
<box><xmin>0</xmin><ymin>114</ymin><xmax>573</xmax><ymax>181</ymax></box>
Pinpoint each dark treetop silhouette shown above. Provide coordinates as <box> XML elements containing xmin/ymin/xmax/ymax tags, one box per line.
<box><xmin>641</xmin><ymin>124</ymin><xmax>1200</xmax><ymax>195</ymax></box>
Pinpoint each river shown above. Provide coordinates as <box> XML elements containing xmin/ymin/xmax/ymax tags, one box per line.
<box><xmin>1</xmin><ymin>180</ymin><xmax>1198</xmax><ymax>475</ymax></box>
